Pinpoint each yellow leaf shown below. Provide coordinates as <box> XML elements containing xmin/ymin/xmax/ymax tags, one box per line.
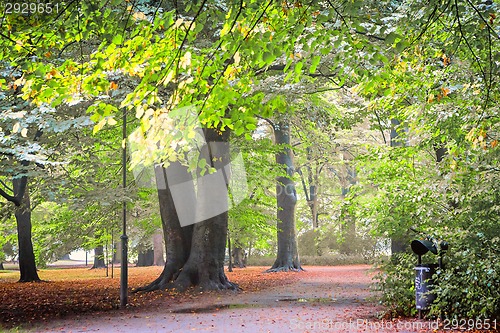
<box><xmin>107</xmin><ymin>117</ymin><xmax>117</xmax><ymax>126</ymax></box>
<box><xmin>180</xmin><ymin>51</ymin><xmax>192</xmax><ymax>69</ymax></box>
<box><xmin>110</xmin><ymin>81</ymin><xmax>118</xmax><ymax>90</ymax></box>
<box><xmin>427</xmin><ymin>94</ymin><xmax>435</xmax><ymax>103</ymax></box>
<box><xmin>234</xmin><ymin>51</ymin><xmax>241</xmax><ymax>66</ymax></box>
<box><xmin>93</xmin><ymin>118</ymin><xmax>107</xmax><ymax>134</ymax></box>
<box><xmin>12</xmin><ymin>122</ymin><xmax>20</xmax><ymax>133</ymax></box>
<box><xmin>136</xmin><ymin>105</ymin><xmax>144</xmax><ymax>119</ymax></box>
<box><xmin>174</xmin><ymin>18</ymin><xmax>183</xmax><ymax>28</ymax></box>
<box><xmin>133</xmin><ymin>12</ymin><xmax>147</xmax><ymax>21</ymax></box>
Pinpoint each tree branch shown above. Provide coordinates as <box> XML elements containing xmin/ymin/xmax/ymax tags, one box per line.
<box><xmin>256</xmin><ymin>115</ymin><xmax>275</xmax><ymax>127</ymax></box>
<box><xmin>0</xmin><ymin>187</ymin><xmax>20</xmax><ymax>206</ymax></box>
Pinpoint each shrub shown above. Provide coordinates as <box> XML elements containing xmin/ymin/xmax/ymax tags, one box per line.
<box><xmin>430</xmin><ymin>233</ymin><xmax>500</xmax><ymax>320</ymax></box>
<box><xmin>373</xmin><ymin>252</ymin><xmax>417</xmax><ymax>317</ymax></box>
<box><xmin>374</xmin><ymin>234</ymin><xmax>500</xmax><ymax>320</ymax></box>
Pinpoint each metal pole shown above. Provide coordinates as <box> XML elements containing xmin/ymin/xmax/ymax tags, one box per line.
<box><xmin>120</xmin><ymin>108</ymin><xmax>128</xmax><ymax>308</ymax></box>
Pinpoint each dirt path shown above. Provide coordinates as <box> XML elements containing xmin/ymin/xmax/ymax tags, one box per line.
<box><xmin>29</xmin><ymin>265</ymin><xmax>451</xmax><ymax>333</ymax></box>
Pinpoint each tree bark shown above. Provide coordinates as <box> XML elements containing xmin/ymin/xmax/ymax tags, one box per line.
<box><xmin>227</xmin><ymin>229</ymin><xmax>233</xmax><ymax>272</ymax></box>
<box><xmin>232</xmin><ymin>247</ymin><xmax>246</xmax><ymax>268</ymax></box>
<box><xmin>13</xmin><ymin>179</ymin><xmax>40</xmax><ymax>282</ymax></box>
<box><xmin>136</xmin><ymin>128</ymin><xmax>237</xmax><ymax>292</ymax></box>
<box><xmin>340</xmin><ymin>165</ymin><xmax>357</xmax><ymax>254</ymax></box>
<box><xmin>268</xmin><ymin>122</ymin><xmax>302</xmax><ymax>272</ymax></box>
<box><xmin>113</xmin><ymin>242</ymin><xmax>121</xmax><ymax>264</ymax></box>
<box><xmin>152</xmin><ymin>229</ymin><xmax>165</xmax><ymax>266</ymax></box>
<box><xmin>91</xmin><ymin>245</ymin><xmax>107</xmax><ymax>269</ymax></box>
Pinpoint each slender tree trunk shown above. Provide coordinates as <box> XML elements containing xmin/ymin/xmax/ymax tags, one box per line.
<box><xmin>306</xmin><ymin>148</ymin><xmax>319</xmax><ymax>229</ymax></box>
<box><xmin>0</xmin><ymin>262</ymin><xmax>4</xmax><ymax>270</ymax></box>
<box><xmin>92</xmin><ymin>245</ymin><xmax>107</xmax><ymax>269</ymax></box>
<box><xmin>13</xmin><ymin>179</ymin><xmax>40</xmax><ymax>282</ymax></box>
<box><xmin>113</xmin><ymin>242</ymin><xmax>121</xmax><ymax>264</ymax></box>
<box><xmin>137</xmin><ymin>128</ymin><xmax>237</xmax><ymax>292</ymax></box>
<box><xmin>268</xmin><ymin>122</ymin><xmax>302</xmax><ymax>272</ymax></box>
<box><xmin>390</xmin><ymin>119</ymin><xmax>410</xmax><ymax>254</ymax></box>
<box><xmin>340</xmin><ymin>166</ymin><xmax>357</xmax><ymax>254</ymax></box>
<box><xmin>227</xmin><ymin>230</ymin><xmax>233</xmax><ymax>272</ymax></box>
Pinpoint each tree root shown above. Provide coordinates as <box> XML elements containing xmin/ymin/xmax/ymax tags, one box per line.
<box><xmin>134</xmin><ymin>262</ymin><xmax>241</xmax><ymax>293</ymax></box>
<box><xmin>265</xmin><ymin>263</ymin><xmax>304</xmax><ymax>273</ymax></box>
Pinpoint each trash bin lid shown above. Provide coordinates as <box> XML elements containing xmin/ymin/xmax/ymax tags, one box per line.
<box><xmin>411</xmin><ymin>239</ymin><xmax>438</xmax><ymax>255</ymax></box>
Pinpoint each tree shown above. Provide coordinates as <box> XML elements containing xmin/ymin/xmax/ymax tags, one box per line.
<box><xmin>138</xmin><ymin>127</ymin><xmax>237</xmax><ymax>291</ymax></box>
<box><xmin>12</xmin><ymin>180</ymin><xmax>40</xmax><ymax>282</ymax></box>
<box><xmin>389</xmin><ymin>119</ymin><xmax>410</xmax><ymax>255</ymax></box>
<box><xmin>267</xmin><ymin>121</ymin><xmax>302</xmax><ymax>272</ymax></box>
<box><xmin>92</xmin><ymin>245</ymin><xmax>107</xmax><ymax>269</ymax></box>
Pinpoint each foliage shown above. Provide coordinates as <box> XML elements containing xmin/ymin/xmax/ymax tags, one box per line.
<box><xmin>373</xmin><ymin>253</ymin><xmax>417</xmax><ymax>318</ymax></box>
<box><xmin>0</xmin><ymin>0</ymin><xmax>499</xmax><ymax>320</ymax></box>
<box><xmin>432</xmin><ymin>235</ymin><xmax>500</xmax><ymax>320</ymax></box>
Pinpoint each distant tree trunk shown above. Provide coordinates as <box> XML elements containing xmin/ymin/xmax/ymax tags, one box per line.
<box><xmin>232</xmin><ymin>247</ymin><xmax>246</xmax><ymax>268</ymax></box>
<box><xmin>227</xmin><ymin>230</ymin><xmax>233</xmax><ymax>272</ymax></box>
<box><xmin>13</xmin><ymin>179</ymin><xmax>40</xmax><ymax>282</ymax></box>
<box><xmin>137</xmin><ymin>248</ymin><xmax>154</xmax><ymax>267</ymax></box>
<box><xmin>268</xmin><ymin>122</ymin><xmax>302</xmax><ymax>272</ymax></box>
<box><xmin>299</xmin><ymin>147</ymin><xmax>320</xmax><ymax>229</ymax></box>
<box><xmin>152</xmin><ymin>230</ymin><xmax>165</xmax><ymax>266</ymax></box>
<box><xmin>306</xmin><ymin>148</ymin><xmax>320</xmax><ymax>229</ymax></box>
<box><xmin>340</xmin><ymin>166</ymin><xmax>357</xmax><ymax>254</ymax></box>
<box><xmin>137</xmin><ymin>128</ymin><xmax>237</xmax><ymax>292</ymax></box>
<box><xmin>0</xmin><ymin>262</ymin><xmax>4</xmax><ymax>270</ymax></box>
<box><xmin>92</xmin><ymin>245</ymin><xmax>107</xmax><ymax>268</ymax></box>
<box><xmin>113</xmin><ymin>242</ymin><xmax>121</xmax><ymax>264</ymax></box>
<box><xmin>390</xmin><ymin>119</ymin><xmax>410</xmax><ymax>255</ymax></box>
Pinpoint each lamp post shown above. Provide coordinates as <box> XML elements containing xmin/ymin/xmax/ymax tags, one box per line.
<box><xmin>120</xmin><ymin>108</ymin><xmax>128</xmax><ymax>308</ymax></box>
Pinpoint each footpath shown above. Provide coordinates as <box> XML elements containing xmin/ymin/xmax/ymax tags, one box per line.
<box><xmin>32</xmin><ymin>265</ymin><xmax>455</xmax><ymax>333</ymax></box>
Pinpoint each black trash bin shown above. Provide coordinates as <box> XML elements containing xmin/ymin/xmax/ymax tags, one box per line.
<box><xmin>411</xmin><ymin>236</ymin><xmax>448</xmax><ymax>318</ymax></box>
<box><xmin>414</xmin><ymin>264</ymin><xmax>438</xmax><ymax>310</ymax></box>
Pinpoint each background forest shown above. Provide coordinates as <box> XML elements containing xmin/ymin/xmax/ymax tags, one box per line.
<box><xmin>0</xmin><ymin>0</ymin><xmax>499</xmax><ymax>320</ymax></box>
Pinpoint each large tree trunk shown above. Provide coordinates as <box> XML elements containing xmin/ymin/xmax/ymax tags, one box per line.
<box><xmin>92</xmin><ymin>245</ymin><xmax>107</xmax><ymax>269</ymax></box>
<box><xmin>268</xmin><ymin>122</ymin><xmax>302</xmax><ymax>272</ymax></box>
<box><xmin>389</xmin><ymin>119</ymin><xmax>410</xmax><ymax>255</ymax></box>
<box><xmin>13</xmin><ymin>179</ymin><xmax>40</xmax><ymax>282</ymax></box>
<box><xmin>137</xmin><ymin>128</ymin><xmax>237</xmax><ymax>292</ymax></box>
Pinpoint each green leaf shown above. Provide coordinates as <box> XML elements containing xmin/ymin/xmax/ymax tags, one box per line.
<box><xmin>294</xmin><ymin>61</ymin><xmax>303</xmax><ymax>75</ymax></box>
<box><xmin>112</xmin><ymin>34</ymin><xmax>123</xmax><ymax>45</ymax></box>
<box><xmin>309</xmin><ymin>55</ymin><xmax>321</xmax><ymax>74</ymax></box>
<box><xmin>395</xmin><ymin>40</ymin><xmax>409</xmax><ymax>52</ymax></box>
<box><xmin>262</xmin><ymin>51</ymin><xmax>275</xmax><ymax>65</ymax></box>
<box><xmin>385</xmin><ymin>32</ymin><xmax>400</xmax><ymax>46</ymax></box>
